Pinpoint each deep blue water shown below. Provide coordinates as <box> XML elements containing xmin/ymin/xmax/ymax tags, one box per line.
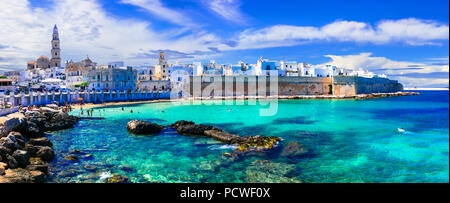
<box><xmin>47</xmin><ymin>91</ymin><xmax>449</xmax><ymax>183</ymax></box>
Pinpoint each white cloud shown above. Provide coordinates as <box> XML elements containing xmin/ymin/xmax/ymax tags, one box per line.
<box><xmin>235</xmin><ymin>18</ymin><xmax>449</xmax><ymax>49</ymax></box>
<box><xmin>0</xmin><ymin>0</ymin><xmax>221</xmax><ymax>70</ymax></box>
<box><xmin>120</xmin><ymin>0</ymin><xmax>196</xmax><ymax>28</ymax></box>
<box><xmin>206</xmin><ymin>0</ymin><xmax>246</xmax><ymax>25</ymax></box>
<box><xmin>318</xmin><ymin>52</ymin><xmax>449</xmax><ymax>88</ymax></box>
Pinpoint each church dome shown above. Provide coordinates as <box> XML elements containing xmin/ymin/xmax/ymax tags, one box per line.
<box><xmin>37</xmin><ymin>56</ymin><xmax>49</xmax><ymax>61</ymax></box>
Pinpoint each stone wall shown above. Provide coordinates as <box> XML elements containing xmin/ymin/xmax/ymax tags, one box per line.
<box><xmin>333</xmin><ymin>76</ymin><xmax>403</xmax><ymax>96</ymax></box>
<box><xmin>184</xmin><ymin>76</ymin><xmax>403</xmax><ymax>97</ymax></box>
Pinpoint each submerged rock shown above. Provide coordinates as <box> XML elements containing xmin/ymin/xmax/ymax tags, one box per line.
<box><xmin>106</xmin><ymin>175</ymin><xmax>129</xmax><ymax>183</ymax></box>
<box><xmin>127</xmin><ymin>120</ymin><xmax>164</xmax><ymax>135</ymax></box>
<box><xmin>281</xmin><ymin>142</ymin><xmax>308</xmax><ymax>158</ymax></box>
<box><xmin>245</xmin><ymin>160</ymin><xmax>301</xmax><ymax>183</ymax></box>
<box><xmin>64</xmin><ymin>154</ymin><xmax>79</xmax><ymax>161</ymax></box>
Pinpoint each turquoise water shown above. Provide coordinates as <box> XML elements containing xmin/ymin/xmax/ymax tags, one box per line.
<box><xmin>47</xmin><ymin>91</ymin><xmax>449</xmax><ymax>183</ymax></box>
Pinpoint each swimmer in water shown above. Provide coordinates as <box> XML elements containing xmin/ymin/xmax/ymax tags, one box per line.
<box><xmin>130</xmin><ymin>110</ymin><xmax>133</xmax><ymax>113</ymax></box>
<box><xmin>122</xmin><ymin>107</ymin><xmax>124</xmax><ymax>111</ymax></box>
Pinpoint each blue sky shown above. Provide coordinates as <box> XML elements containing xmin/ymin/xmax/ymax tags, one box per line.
<box><xmin>0</xmin><ymin>0</ymin><xmax>449</xmax><ymax>87</ymax></box>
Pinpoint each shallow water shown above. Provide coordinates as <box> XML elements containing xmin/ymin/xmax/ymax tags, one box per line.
<box><xmin>47</xmin><ymin>91</ymin><xmax>449</xmax><ymax>183</ymax></box>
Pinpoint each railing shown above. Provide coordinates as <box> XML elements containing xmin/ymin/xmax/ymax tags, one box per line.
<box><xmin>2</xmin><ymin>90</ymin><xmax>171</xmax><ymax>106</ymax></box>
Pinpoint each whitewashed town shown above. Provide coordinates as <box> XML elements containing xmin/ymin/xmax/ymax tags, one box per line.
<box><xmin>0</xmin><ymin>25</ymin><xmax>393</xmax><ymax>109</ymax></box>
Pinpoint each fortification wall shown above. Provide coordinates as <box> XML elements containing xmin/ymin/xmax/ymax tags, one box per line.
<box><xmin>185</xmin><ymin>76</ymin><xmax>333</xmax><ymax>97</ymax></box>
<box><xmin>185</xmin><ymin>76</ymin><xmax>403</xmax><ymax>97</ymax></box>
<box><xmin>333</xmin><ymin>76</ymin><xmax>403</xmax><ymax>96</ymax></box>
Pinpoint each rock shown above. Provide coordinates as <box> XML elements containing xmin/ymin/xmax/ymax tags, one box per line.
<box><xmin>83</xmin><ymin>164</ymin><xmax>97</xmax><ymax>171</ymax></box>
<box><xmin>29</xmin><ymin>170</ymin><xmax>46</xmax><ymax>183</ymax></box>
<box><xmin>106</xmin><ymin>175</ymin><xmax>129</xmax><ymax>183</ymax></box>
<box><xmin>170</xmin><ymin>120</ymin><xmax>281</xmax><ymax>153</ymax></box>
<box><xmin>0</xmin><ymin>113</ymin><xmax>28</xmax><ymax>137</ymax></box>
<box><xmin>127</xmin><ymin>120</ymin><xmax>164</xmax><ymax>135</ymax></box>
<box><xmin>12</xmin><ymin>150</ymin><xmax>30</xmax><ymax>168</ymax></box>
<box><xmin>6</xmin><ymin>154</ymin><xmax>19</xmax><ymax>169</ymax></box>
<box><xmin>281</xmin><ymin>142</ymin><xmax>308</xmax><ymax>158</ymax></box>
<box><xmin>69</xmin><ymin>149</ymin><xmax>86</xmax><ymax>155</ymax></box>
<box><xmin>64</xmin><ymin>154</ymin><xmax>79</xmax><ymax>161</ymax></box>
<box><xmin>0</xmin><ymin>146</ymin><xmax>12</xmax><ymax>161</ymax></box>
<box><xmin>26</xmin><ymin>158</ymin><xmax>49</xmax><ymax>174</ymax></box>
<box><xmin>8</xmin><ymin>132</ymin><xmax>25</xmax><ymax>149</ymax></box>
<box><xmin>23</xmin><ymin>144</ymin><xmax>41</xmax><ymax>157</ymax></box>
<box><xmin>204</xmin><ymin>130</ymin><xmax>242</xmax><ymax>143</ymax></box>
<box><xmin>28</xmin><ymin>137</ymin><xmax>53</xmax><ymax>147</ymax></box>
<box><xmin>57</xmin><ymin>168</ymin><xmax>80</xmax><ymax>177</ymax></box>
<box><xmin>0</xmin><ymin>168</ymin><xmax>46</xmax><ymax>183</ymax></box>
<box><xmin>169</xmin><ymin>121</ymin><xmax>219</xmax><ymax>136</ymax></box>
<box><xmin>36</xmin><ymin>146</ymin><xmax>55</xmax><ymax>162</ymax></box>
<box><xmin>46</xmin><ymin>112</ymin><xmax>79</xmax><ymax>131</ymax></box>
<box><xmin>234</xmin><ymin>136</ymin><xmax>282</xmax><ymax>153</ymax></box>
<box><xmin>118</xmin><ymin>165</ymin><xmax>134</xmax><ymax>172</ymax></box>
<box><xmin>168</xmin><ymin>120</ymin><xmax>195</xmax><ymax>128</ymax></box>
<box><xmin>245</xmin><ymin>160</ymin><xmax>301</xmax><ymax>183</ymax></box>
<box><xmin>0</xmin><ymin>162</ymin><xmax>7</xmax><ymax>175</ymax></box>
<box><xmin>0</xmin><ymin>136</ymin><xmax>18</xmax><ymax>151</ymax></box>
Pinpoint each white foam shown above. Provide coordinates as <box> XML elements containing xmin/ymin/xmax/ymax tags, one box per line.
<box><xmin>99</xmin><ymin>171</ymin><xmax>113</xmax><ymax>180</ymax></box>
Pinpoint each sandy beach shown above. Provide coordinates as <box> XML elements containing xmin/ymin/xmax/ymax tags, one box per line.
<box><xmin>70</xmin><ymin>99</ymin><xmax>175</xmax><ymax>110</ymax></box>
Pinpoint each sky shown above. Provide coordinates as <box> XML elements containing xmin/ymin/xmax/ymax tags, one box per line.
<box><xmin>0</xmin><ymin>0</ymin><xmax>448</xmax><ymax>87</ymax></box>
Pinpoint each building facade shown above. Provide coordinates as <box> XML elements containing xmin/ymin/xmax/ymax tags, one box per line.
<box><xmin>88</xmin><ymin>66</ymin><xmax>137</xmax><ymax>91</ymax></box>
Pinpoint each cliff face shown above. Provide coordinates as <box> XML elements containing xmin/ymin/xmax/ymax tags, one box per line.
<box><xmin>184</xmin><ymin>76</ymin><xmax>404</xmax><ymax>97</ymax></box>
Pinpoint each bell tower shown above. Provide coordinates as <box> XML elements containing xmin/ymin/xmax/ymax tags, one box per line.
<box><xmin>50</xmin><ymin>24</ymin><xmax>61</xmax><ymax>67</ymax></box>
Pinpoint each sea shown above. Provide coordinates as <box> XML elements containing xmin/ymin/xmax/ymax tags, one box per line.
<box><xmin>47</xmin><ymin>91</ymin><xmax>449</xmax><ymax>183</ymax></box>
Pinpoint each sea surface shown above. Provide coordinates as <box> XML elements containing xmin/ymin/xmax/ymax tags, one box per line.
<box><xmin>47</xmin><ymin>91</ymin><xmax>449</xmax><ymax>183</ymax></box>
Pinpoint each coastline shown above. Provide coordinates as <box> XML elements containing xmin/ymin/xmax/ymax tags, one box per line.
<box><xmin>70</xmin><ymin>92</ymin><xmax>420</xmax><ymax>109</ymax></box>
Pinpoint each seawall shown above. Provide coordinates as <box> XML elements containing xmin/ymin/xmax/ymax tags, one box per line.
<box><xmin>183</xmin><ymin>76</ymin><xmax>404</xmax><ymax>97</ymax></box>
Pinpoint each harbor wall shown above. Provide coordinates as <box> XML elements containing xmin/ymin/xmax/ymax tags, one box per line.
<box><xmin>184</xmin><ymin>76</ymin><xmax>403</xmax><ymax>97</ymax></box>
<box><xmin>3</xmin><ymin>90</ymin><xmax>170</xmax><ymax>107</ymax></box>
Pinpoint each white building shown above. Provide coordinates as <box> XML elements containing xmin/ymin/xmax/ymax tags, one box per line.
<box><xmin>281</xmin><ymin>61</ymin><xmax>299</xmax><ymax>76</ymax></box>
<box><xmin>298</xmin><ymin>63</ymin><xmax>315</xmax><ymax>77</ymax></box>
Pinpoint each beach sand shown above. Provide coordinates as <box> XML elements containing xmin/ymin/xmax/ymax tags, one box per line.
<box><xmin>70</xmin><ymin>99</ymin><xmax>175</xmax><ymax>110</ymax></box>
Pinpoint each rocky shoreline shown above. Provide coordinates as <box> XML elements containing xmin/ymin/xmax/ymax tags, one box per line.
<box><xmin>0</xmin><ymin>106</ymin><xmax>79</xmax><ymax>183</ymax></box>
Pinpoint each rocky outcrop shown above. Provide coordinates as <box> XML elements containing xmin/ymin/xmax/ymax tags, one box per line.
<box><xmin>169</xmin><ymin>121</ymin><xmax>282</xmax><ymax>154</ymax></box>
<box><xmin>127</xmin><ymin>120</ymin><xmax>164</xmax><ymax>135</ymax></box>
<box><xmin>0</xmin><ymin>107</ymin><xmax>77</xmax><ymax>183</ymax></box>
<box><xmin>0</xmin><ymin>130</ymin><xmax>55</xmax><ymax>183</ymax></box>
<box><xmin>0</xmin><ymin>113</ymin><xmax>27</xmax><ymax>138</ymax></box>
<box><xmin>0</xmin><ymin>168</ymin><xmax>46</xmax><ymax>183</ymax></box>
<box><xmin>22</xmin><ymin>108</ymin><xmax>78</xmax><ymax>137</ymax></box>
